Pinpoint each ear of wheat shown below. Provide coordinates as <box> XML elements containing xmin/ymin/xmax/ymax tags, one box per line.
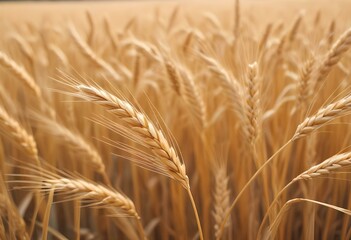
<box><xmin>7</xmin><ymin>163</ymin><xmax>145</xmax><ymax>238</ymax></box>
<box><xmin>0</xmin><ymin>106</ymin><xmax>39</xmax><ymax>165</ymax></box>
<box><xmin>30</xmin><ymin>113</ymin><xmax>106</xmax><ymax>175</ymax></box>
<box><xmin>67</xmin><ymin>82</ymin><xmax>203</xmax><ymax>239</ymax></box>
<box><xmin>74</xmin><ymin>84</ymin><xmax>189</xmax><ymax>189</ymax></box>
<box><xmin>293</xmin><ymin>94</ymin><xmax>351</xmax><ymax>140</ymax></box>
<box><xmin>0</xmin><ymin>51</ymin><xmax>41</xmax><ymax>97</ymax></box>
<box><xmin>314</xmin><ymin>27</ymin><xmax>351</xmax><ymax>85</ymax></box>
<box><xmin>213</xmin><ymin>163</ymin><xmax>231</xmax><ymax>239</ymax></box>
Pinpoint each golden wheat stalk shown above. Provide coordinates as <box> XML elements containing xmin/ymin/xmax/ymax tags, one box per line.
<box><xmin>8</xmin><ymin>165</ymin><xmax>145</xmax><ymax>239</ymax></box>
<box><xmin>69</xmin><ymin>83</ymin><xmax>203</xmax><ymax>239</ymax></box>
<box><xmin>0</xmin><ymin>193</ymin><xmax>29</xmax><ymax>239</ymax></box>
<box><xmin>0</xmin><ymin>106</ymin><xmax>39</xmax><ymax>165</ymax></box>
<box><xmin>0</xmin><ymin>51</ymin><xmax>41</xmax><ymax>97</ymax></box>
<box><xmin>244</xmin><ymin>62</ymin><xmax>260</xmax><ymax>146</ymax></box>
<box><xmin>75</xmin><ymin>84</ymin><xmax>189</xmax><ymax>188</ymax></box>
<box><xmin>288</xmin><ymin>11</ymin><xmax>304</xmax><ymax>42</ymax></box>
<box><xmin>258</xmin><ymin>23</ymin><xmax>272</xmax><ymax>53</ymax></box>
<box><xmin>164</xmin><ymin>57</ymin><xmax>183</xmax><ymax>96</ymax></box>
<box><xmin>30</xmin><ymin>114</ymin><xmax>106</xmax><ymax>176</ymax></box>
<box><xmin>198</xmin><ymin>52</ymin><xmax>243</xmax><ymax>115</ymax></box>
<box><xmin>213</xmin><ymin>164</ymin><xmax>231</xmax><ymax>239</ymax></box>
<box><xmin>293</xmin><ymin>152</ymin><xmax>351</xmax><ymax>181</ymax></box>
<box><xmin>293</xmin><ymin>94</ymin><xmax>351</xmax><ymax>139</ymax></box>
<box><xmin>234</xmin><ymin>0</ymin><xmax>240</xmax><ymax>37</ymax></box>
<box><xmin>296</xmin><ymin>57</ymin><xmax>315</xmax><ymax>107</ymax></box>
<box><xmin>217</xmin><ymin>93</ymin><xmax>351</xmax><ymax>238</ymax></box>
<box><xmin>164</xmin><ymin>57</ymin><xmax>207</xmax><ymax>128</ymax></box>
<box><xmin>315</xmin><ymin>27</ymin><xmax>351</xmax><ymax>84</ymax></box>
<box><xmin>266</xmin><ymin>198</ymin><xmax>351</xmax><ymax>240</ymax></box>
<box><xmin>180</xmin><ymin>66</ymin><xmax>207</xmax><ymax>129</ymax></box>
<box><xmin>68</xmin><ymin>24</ymin><xmax>121</xmax><ymax>82</ymax></box>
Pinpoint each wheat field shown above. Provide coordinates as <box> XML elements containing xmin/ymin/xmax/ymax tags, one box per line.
<box><xmin>0</xmin><ymin>0</ymin><xmax>351</xmax><ymax>239</ymax></box>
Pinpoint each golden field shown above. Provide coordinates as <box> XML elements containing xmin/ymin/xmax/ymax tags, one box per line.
<box><xmin>0</xmin><ymin>0</ymin><xmax>351</xmax><ymax>239</ymax></box>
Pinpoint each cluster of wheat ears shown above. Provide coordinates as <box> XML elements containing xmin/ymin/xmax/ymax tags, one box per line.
<box><xmin>1</xmin><ymin>0</ymin><xmax>351</xmax><ymax>239</ymax></box>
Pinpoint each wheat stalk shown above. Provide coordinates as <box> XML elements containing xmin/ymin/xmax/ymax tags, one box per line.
<box><xmin>31</xmin><ymin>114</ymin><xmax>106</xmax><ymax>176</ymax></box>
<box><xmin>258</xmin><ymin>151</ymin><xmax>351</xmax><ymax>238</ymax></box>
<box><xmin>315</xmin><ymin>27</ymin><xmax>351</xmax><ymax>84</ymax></box>
<box><xmin>47</xmin><ymin>178</ymin><xmax>138</xmax><ymax>217</ymax></box>
<box><xmin>198</xmin><ymin>52</ymin><xmax>243</xmax><ymax>115</ymax></box>
<box><xmin>164</xmin><ymin>57</ymin><xmax>207</xmax><ymax>128</ymax></box>
<box><xmin>266</xmin><ymin>198</ymin><xmax>351</xmax><ymax>240</ymax></box>
<box><xmin>244</xmin><ymin>62</ymin><xmax>260</xmax><ymax>146</ymax></box>
<box><xmin>234</xmin><ymin>0</ymin><xmax>240</xmax><ymax>38</ymax></box>
<box><xmin>213</xmin><ymin>164</ymin><xmax>231</xmax><ymax>239</ymax></box>
<box><xmin>9</xmin><ymin>166</ymin><xmax>145</xmax><ymax>239</ymax></box>
<box><xmin>327</xmin><ymin>20</ymin><xmax>336</xmax><ymax>46</ymax></box>
<box><xmin>164</xmin><ymin>57</ymin><xmax>182</xmax><ymax>96</ymax></box>
<box><xmin>70</xmin><ymin>83</ymin><xmax>203</xmax><ymax>239</ymax></box>
<box><xmin>296</xmin><ymin>57</ymin><xmax>315</xmax><ymax>107</ymax></box>
<box><xmin>0</xmin><ymin>106</ymin><xmax>39</xmax><ymax>165</ymax></box>
<box><xmin>75</xmin><ymin>84</ymin><xmax>189</xmax><ymax>188</ymax></box>
<box><xmin>293</xmin><ymin>94</ymin><xmax>351</xmax><ymax>140</ymax></box>
<box><xmin>180</xmin><ymin>66</ymin><xmax>207</xmax><ymax>129</ymax></box>
<box><xmin>0</xmin><ymin>193</ymin><xmax>29</xmax><ymax>240</ymax></box>
<box><xmin>293</xmin><ymin>152</ymin><xmax>351</xmax><ymax>181</ymax></box>
<box><xmin>288</xmin><ymin>11</ymin><xmax>304</xmax><ymax>43</ymax></box>
<box><xmin>216</xmin><ymin>93</ymin><xmax>351</xmax><ymax>238</ymax></box>
<box><xmin>0</xmin><ymin>51</ymin><xmax>41</xmax><ymax>97</ymax></box>
<box><xmin>68</xmin><ymin>24</ymin><xmax>121</xmax><ymax>82</ymax></box>
<box><xmin>258</xmin><ymin>23</ymin><xmax>272</xmax><ymax>53</ymax></box>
